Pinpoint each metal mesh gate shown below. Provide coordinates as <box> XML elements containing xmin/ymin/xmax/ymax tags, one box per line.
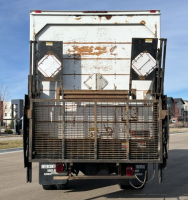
<box><xmin>32</xmin><ymin>100</ymin><xmax>159</xmax><ymax>162</ymax></box>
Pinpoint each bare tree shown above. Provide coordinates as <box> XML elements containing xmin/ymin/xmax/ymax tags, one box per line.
<box><xmin>174</xmin><ymin>100</ymin><xmax>179</xmax><ymax>130</ymax></box>
<box><xmin>0</xmin><ymin>83</ymin><xmax>10</xmax><ymax>134</ymax></box>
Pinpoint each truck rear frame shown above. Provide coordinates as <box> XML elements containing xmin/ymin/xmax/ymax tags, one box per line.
<box><xmin>23</xmin><ymin>10</ymin><xmax>169</xmax><ymax>189</ymax></box>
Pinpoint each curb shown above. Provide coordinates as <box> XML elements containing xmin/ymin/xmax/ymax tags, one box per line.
<box><xmin>0</xmin><ymin>147</ymin><xmax>23</xmax><ymax>154</ymax></box>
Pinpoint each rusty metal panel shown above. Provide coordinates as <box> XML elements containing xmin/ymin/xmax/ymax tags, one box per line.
<box><xmin>30</xmin><ymin>11</ymin><xmax>160</xmax><ymax>97</ymax></box>
<box><xmin>33</xmin><ymin>101</ymin><xmax>63</xmax><ymax>159</ymax></box>
<box><xmin>33</xmin><ymin>24</ymin><xmax>157</xmax><ymax>92</ymax></box>
<box><xmin>31</xmin><ymin>11</ymin><xmax>161</xmax><ymax>41</ymax></box>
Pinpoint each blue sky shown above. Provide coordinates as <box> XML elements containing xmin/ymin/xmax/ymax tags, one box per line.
<box><xmin>0</xmin><ymin>0</ymin><xmax>188</xmax><ymax>100</ymax></box>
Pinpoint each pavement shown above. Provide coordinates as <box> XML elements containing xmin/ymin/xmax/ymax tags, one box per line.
<box><xmin>0</xmin><ymin>132</ymin><xmax>188</xmax><ymax>200</ymax></box>
<box><xmin>0</xmin><ymin>147</ymin><xmax>23</xmax><ymax>154</ymax></box>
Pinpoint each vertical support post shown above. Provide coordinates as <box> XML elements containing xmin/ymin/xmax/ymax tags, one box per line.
<box><xmin>126</xmin><ymin>102</ymin><xmax>130</xmax><ymax>160</ymax></box>
<box><xmin>29</xmin><ymin>101</ymin><xmax>33</xmax><ymax>162</ymax></box>
<box><xmin>161</xmin><ymin>39</ymin><xmax>167</xmax><ymax>95</ymax></box>
<box><xmin>94</xmin><ymin>102</ymin><xmax>97</xmax><ymax>159</ymax></box>
<box><xmin>32</xmin><ymin>41</ymin><xmax>36</xmax><ymax>98</ymax></box>
<box><xmin>62</xmin><ymin>99</ymin><xmax>65</xmax><ymax>159</ymax></box>
<box><xmin>27</xmin><ymin>162</ymin><xmax>32</xmax><ymax>183</ymax></box>
<box><xmin>28</xmin><ymin>100</ymin><xmax>33</xmax><ymax>183</ymax></box>
<box><xmin>158</xmin><ymin>99</ymin><xmax>163</xmax><ymax>162</ymax></box>
<box><xmin>157</xmin><ymin>39</ymin><xmax>163</xmax><ymax>94</ymax></box>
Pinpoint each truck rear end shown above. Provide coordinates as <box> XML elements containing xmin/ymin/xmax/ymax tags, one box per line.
<box><xmin>23</xmin><ymin>10</ymin><xmax>169</xmax><ymax>189</ymax></box>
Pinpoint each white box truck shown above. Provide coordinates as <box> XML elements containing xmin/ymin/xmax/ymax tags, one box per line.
<box><xmin>23</xmin><ymin>10</ymin><xmax>169</xmax><ymax>190</ymax></box>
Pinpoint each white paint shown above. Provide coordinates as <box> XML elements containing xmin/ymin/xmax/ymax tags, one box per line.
<box><xmin>30</xmin><ymin>11</ymin><xmax>160</xmax><ymax>98</ymax></box>
<box><xmin>31</xmin><ymin>11</ymin><xmax>160</xmax><ymax>41</ymax></box>
<box><xmin>135</xmin><ymin>165</ymin><xmax>145</xmax><ymax>169</ymax></box>
<box><xmin>132</xmin><ymin>53</ymin><xmax>156</xmax><ymax>76</ymax></box>
<box><xmin>84</xmin><ymin>73</ymin><xmax>108</xmax><ymax>90</ymax></box>
<box><xmin>136</xmin><ymin>91</ymin><xmax>144</xmax><ymax>100</ymax></box>
<box><xmin>132</xmin><ymin>80</ymin><xmax>152</xmax><ymax>90</ymax></box>
<box><xmin>38</xmin><ymin>55</ymin><xmax>61</xmax><ymax>77</ymax></box>
<box><xmin>44</xmin><ymin>173</ymin><xmax>51</xmax><ymax>176</ymax></box>
<box><xmin>41</xmin><ymin>164</ymin><xmax>55</xmax><ymax>169</ymax></box>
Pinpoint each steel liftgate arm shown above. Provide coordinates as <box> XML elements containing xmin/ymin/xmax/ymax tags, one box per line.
<box><xmin>156</xmin><ymin>39</ymin><xmax>169</xmax><ymax>183</ymax></box>
<box><xmin>23</xmin><ymin>95</ymin><xmax>32</xmax><ymax>183</ymax></box>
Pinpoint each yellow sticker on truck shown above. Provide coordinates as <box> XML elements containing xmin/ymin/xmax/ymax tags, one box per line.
<box><xmin>46</xmin><ymin>42</ymin><xmax>53</xmax><ymax>46</ymax></box>
<box><xmin>145</xmin><ymin>39</ymin><xmax>153</xmax><ymax>43</ymax></box>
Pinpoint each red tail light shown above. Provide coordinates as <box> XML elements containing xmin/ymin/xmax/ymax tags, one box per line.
<box><xmin>126</xmin><ymin>166</ymin><xmax>134</xmax><ymax>176</ymax></box>
<box><xmin>131</xmin><ymin>131</ymin><xmax>135</xmax><ymax>135</ymax></box>
<box><xmin>150</xmin><ymin>10</ymin><xmax>156</xmax><ymax>13</ymax></box>
<box><xmin>56</xmin><ymin>163</ymin><xmax>64</xmax><ymax>173</ymax></box>
<box><xmin>35</xmin><ymin>10</ymin><xmax>41</xmax><ymax>13</ymax></box>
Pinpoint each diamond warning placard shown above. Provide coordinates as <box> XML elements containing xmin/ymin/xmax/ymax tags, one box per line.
<box><xmin>38</xmin><ymin>54</ymin><xmax>61</xmax><ymax>77</ymax></box>
<box><xmin>132</xmin><ymin>53</ymin><xmax>156</xmax><ymax>76</ymax></box>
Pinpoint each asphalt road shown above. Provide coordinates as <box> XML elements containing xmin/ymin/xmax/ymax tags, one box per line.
<box><xmin>0</xmin><ymin>133</ymin><xmax>188</xmax><ymax>200</ymax></box>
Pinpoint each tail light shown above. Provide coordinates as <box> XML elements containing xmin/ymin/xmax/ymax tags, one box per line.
<box><xmin>126</xmin><ymin>166</ymin><xmax>134</xmax><ymax>176</ymax></box>
<box><xmin>150</xmin><ymin>10</ymin><xmax>156</xmax><ymax>13</ymax></box>
<box><xmin>56</xmin><ymin>163</ymin><xmax>64</xmax><ymax>173</ymax></box>
<box><xmin>35</xmin><ymin>10</ymin><xmax>41</xmax><ymax>13</ymax></box>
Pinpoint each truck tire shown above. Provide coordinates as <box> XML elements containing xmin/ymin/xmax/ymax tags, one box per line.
<box><xmin>119</xmin><ymin>184</ymin><xmax>132</xmax><ymax>189</ymax></box>
<box><xmin>56</xmin><ymin>181</ymin><xmax>69</xmax><ymax>190</ymax></box>
<box><xmin>42</xmin><ymin>185</ymin><xmax>56</xmax><ymax>190</ymax></box>
<box><xmin>120</xmin><ymin>183</ymin><xmax>145</xmax><ymax>189</ymax></box>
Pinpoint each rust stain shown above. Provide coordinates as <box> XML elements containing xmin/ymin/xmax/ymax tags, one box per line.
<box><xmin>67</xmin><ymin>45</ymin><xmax>107</xmax><ymax>56</ymax></box>
<box><xmin>140</xmin><ymin>20</ymin><xmax>146</xmax><ymax>25</ymax></box>
<box><xmin>98</xmin><ymin>16</ymin><xmax>101</xmax><ymax>22</ymax></box>
<box><xmin>93</xmin><ymin>65</ymin><xmax>112</xmax><ymax>71</ymax></box>
<box><xmin>110</xmin><ymin>46</ymin><xmax>117</xmax><ymax>56</ymax></box>
<box><xmin>105</xmin><ymin>15</ymin><xmax>112</xmax><ymax>20</ymax></box>
<box><xmin>125</xmin><ymin>20</ymin><xmax>128</xmax><ymax>23</ymax></box>
<box><xmin>46</xmin><ymin>51</ymin><xmax>61</xmax><ymax>62</ymax></box>
<box><xmin>114</xmin><ymin>22</ymin><xmax>118</xmax><ymax>24</ymax></box>
<box><xmin>155</xmin><ymin>23</ymin><xmax>157</xmax><ymax>38</ymax></box>
<box><xmin>75</xmin><ymin>17</ymin><xmax>81</xmax><ymax>20</ymax></box>
<box><xmin>110</xmin><ymin>46</ymin><xmax>117</xmax><ymax>52</ymax></box>
<box><xmin>114</xmin><ymin>84</ymin><xmax>117</xmax><ymax>90</ymax></box>
<box><xmin>127</xmin><ymin>15</ymin><xmax>133</xmax><ymax>17</ymax></box>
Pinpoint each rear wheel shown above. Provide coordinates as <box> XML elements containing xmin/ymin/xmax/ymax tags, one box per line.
<box><xmin>118</xmin><ymin>179</ymin><xmax>146</xmax><ymax>190</ymax></box>
<box><xmin>42</xmin><ymin>185</ymin><xmax>56</xmax><ymax>190</ymax></box>
<box><xmin>119</xmin><ymin>184</ymin><xmax>132</xmax><ymax>189</ymax></box>
<box><xmin>56</xmin><ymin>181</ymin><xmax>69</xmax><ymax>190</ymax></box>
<box><xmin>120</xmin><ymin>182</ymin><xmax>145</xmax><ymax>189</ymax></box>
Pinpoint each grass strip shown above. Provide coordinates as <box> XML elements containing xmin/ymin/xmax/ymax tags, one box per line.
<box><xmin>0</xmin><ymin>140</ymin><xmax>23</xmax><ymax>149</ymax></box>
<box><xmin>169</xmin><ymin>128</ymin><xmax>188</xmax><ymax>133</ymax></box>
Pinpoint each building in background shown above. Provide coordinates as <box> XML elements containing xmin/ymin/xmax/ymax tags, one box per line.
<box><xmin>183</xmin><ymin>100</ymin><xmax>188</xmax><ymax>126</ymax></box>
<box><xmin>3</xmin><ymin>102</ymin><xmax>12</xmax><ymax>126</ymax></box>
<box><xmin>173</xmin><ymin>98</ymin><xmax>185</xmax><ymax>120</ymax></box>
<box><xmin>167</xmin><ymin>97</ymin><xmax>175</xmax><ymax>119</ymax></box>
<box><xmin>167</xmin><ymin>98</ymin><xmax>186</xmax><ymax>125</ymax></box>
<box><xmin>11</xmin><ymin>99</ymin><xmax>23</xmax><ymax>119</ymax></box>
<box><xmin>0</xmin><ymin>99</ymin><xmax>24</xmax><ymax>127</ymax></box>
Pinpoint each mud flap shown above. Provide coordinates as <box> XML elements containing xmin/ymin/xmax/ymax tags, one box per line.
<box><xmin>39</xmin><ymin>163</ymin><xmax>68</xmax><ymax>185</ymax></box>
